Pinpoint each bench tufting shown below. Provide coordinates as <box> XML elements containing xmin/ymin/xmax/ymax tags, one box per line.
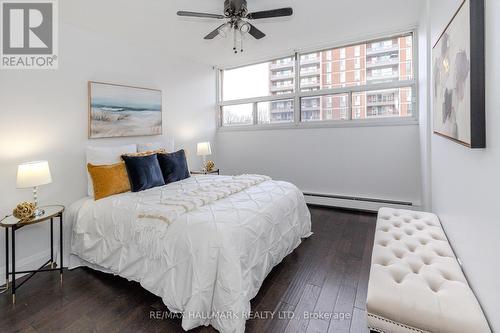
<box><xmin>366</xmin><ymin>208</ymin><xmax>491</xmax><ymax>333</ymax></box>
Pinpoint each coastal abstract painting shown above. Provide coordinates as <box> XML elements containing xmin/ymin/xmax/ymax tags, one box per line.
<box><xmin>88</xmin><ymin>82</ymin><xmax>162</xmax><ymax>139</ymax></box>
<box><xmin>432</xmin><ymin>0</ymin><xmax>485</xmax><ymax>148</ymax></box>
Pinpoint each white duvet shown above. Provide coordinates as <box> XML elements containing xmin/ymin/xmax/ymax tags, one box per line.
<box><xmin>67</xmin><ymin>175</ymin><xmax>311</xmax><ymax>332</ymax></box>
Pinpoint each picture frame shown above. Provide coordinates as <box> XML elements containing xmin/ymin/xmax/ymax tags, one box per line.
<box><xmin>88</xmin><ymin>81</ymin><xmax>163</xmax><ymax>139</ymax></box>
<box><xmin>432</xmin><ymin>0</ymin><xmax>485</xmax><ymax>148</ymax></box>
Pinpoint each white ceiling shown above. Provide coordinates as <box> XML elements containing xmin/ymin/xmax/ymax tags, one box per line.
<box><xmin>62</xmin><ymin>0</ymin><xmax>425</xmax><ymax>67</ymax></box>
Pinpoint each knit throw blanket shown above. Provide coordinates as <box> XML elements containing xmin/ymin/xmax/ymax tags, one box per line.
<box><xmin>136</xmin><ymin>174</ymin><xmax>271</xmax><ymax>225</ymax></box>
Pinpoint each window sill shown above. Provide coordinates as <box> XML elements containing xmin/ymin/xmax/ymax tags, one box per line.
<box><xmin>217</xmin><ymin>118</ymin><xmax>419</xmax><ymax>132</ymax></box>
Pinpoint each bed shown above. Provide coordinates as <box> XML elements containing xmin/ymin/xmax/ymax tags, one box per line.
<box><xmin>66</xmin><ymin>174</ymin><xmax>312</xmax><ymax>333</ymax></box>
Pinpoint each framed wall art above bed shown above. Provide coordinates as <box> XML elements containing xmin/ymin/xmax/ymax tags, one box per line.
<box><xmin>88</xmin><ymin>81</ymin><xmax>162</xmax><ymax>139</ymax></box>
<box><xmin>432</xmin><ymin>0</ymin><xmax>485</xmax><ymax>148</ymax></box>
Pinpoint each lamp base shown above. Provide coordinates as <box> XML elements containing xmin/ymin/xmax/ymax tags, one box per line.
<box><xmin>32</xmin><ymin>186</ymin><xmax>44</xmax><ymax>217</ymax></box>
<box><xmin>33</xmin><ymin>208</ymin><xmax>45</xmax><ymax>217</ymax></box>
<box><xmin>202</xmin><ymin>156</ymin><xmax>207</xmax><ymax>172</ymax></box>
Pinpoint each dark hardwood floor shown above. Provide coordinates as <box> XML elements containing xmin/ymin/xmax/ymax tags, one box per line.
<box><xmin>0</xmin><ymin>206</ymin><xmax>376</xmax><ymax>333</ymax></box>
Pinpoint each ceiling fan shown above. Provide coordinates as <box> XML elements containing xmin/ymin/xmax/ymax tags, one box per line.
<box><xmin>177</xmin><ymin>0</ymin><xmax>293</xmax><ymax>53</ymax></box>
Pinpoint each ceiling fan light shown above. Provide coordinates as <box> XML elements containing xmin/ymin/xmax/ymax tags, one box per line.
<box><xmin>178</xmin><ymin>0</ymin><xmax>289</xmax><ymax>51</ymax></box>
<box><xmin>239</xmin><ymin>22</ymin><xmax>251</xmax><ymax>34</ymax></box>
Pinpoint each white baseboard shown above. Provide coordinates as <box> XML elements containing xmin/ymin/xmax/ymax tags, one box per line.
<box><xmin>0</xmin><ymin>248</ymin><xmax>53</xmax><ymax>285</ymax></box>
<box><xmin>304</xmin><ymin>193</ymin><xmax>421</xmax><ymax>212</ymax></box>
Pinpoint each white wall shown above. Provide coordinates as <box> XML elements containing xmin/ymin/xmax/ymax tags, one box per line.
<box><xmin>428</xmin><ymin>0</ymin><xmax>498</xmax><ymax>329</ymax></box>
<box><xmin>418</xmin><ymin>1</ymin><xmax>432</xmax><ymax>211</ymax></box>
<box><xmin>217</xmin><ymin>125</ymin><xmax>422</xmax><ymax>205</ymax></box>
<box><xmin>0</xmin><ymin>22</ymin><xmax>215</xmax><ymax>275</ymax></box>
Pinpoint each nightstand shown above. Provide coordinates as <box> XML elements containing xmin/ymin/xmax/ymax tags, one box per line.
<box><xmin>0</xmin><ymin>205</ymin><xmax>65</xmax><ymax>304</ymax></box>
<box><xmin>191</xmin><ymin>169</ymin><xmax>220</xmax><ymax>175</ymax></box>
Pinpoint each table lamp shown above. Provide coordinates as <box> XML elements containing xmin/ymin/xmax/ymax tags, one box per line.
<box><xmin>197</xmin><ymin>142</ymin><xmax>212</xmax><ymax>171</ymax></box>
<box><xmin>16</xmin><ymin>161</ymin><xmax>52</xmax><ymax>217</ymax></box>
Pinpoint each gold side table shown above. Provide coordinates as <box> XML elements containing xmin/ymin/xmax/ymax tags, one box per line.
<box><xmin>0</xmin><ymin>205</ymin><xmax>65</xmax><ymax>304</ymax></box>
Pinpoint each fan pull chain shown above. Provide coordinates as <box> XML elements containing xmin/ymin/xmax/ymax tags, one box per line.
<box><xmin>233</xmin><ymin>27</ymin><xmax>237</xmax><ymax>53</ymax></box>
<box><xmin>240</xmin><ymin>30</ymin><xmax>244</xmax><ymax>53</ymax></box>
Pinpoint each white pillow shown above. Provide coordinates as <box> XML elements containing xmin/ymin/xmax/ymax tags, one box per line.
<box><xmin>86</xmin><ymin>144</ymin><xmax>137</xmax><ymax>197</ymax></box>
<box><xmin>138</xmin><ymin>138</ymin><xmax>174</xmax><ymax>153</ymax></box>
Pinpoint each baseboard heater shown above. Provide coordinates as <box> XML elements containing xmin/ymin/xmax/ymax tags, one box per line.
<box><xmin>303</xmin><ymin>192</ymin><xmax>413</xmax><ymax>212</ymax></box>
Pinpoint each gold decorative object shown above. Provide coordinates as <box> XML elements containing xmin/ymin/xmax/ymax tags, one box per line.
<box><xmin>13</xmin><ymin>202</ymin><xmax>36</xmax><ymax>221</ymax></box>
<box><xmin>204</xmin><ymin>160</ymin><xmax>215</xmax><ymax>172</ymax></box>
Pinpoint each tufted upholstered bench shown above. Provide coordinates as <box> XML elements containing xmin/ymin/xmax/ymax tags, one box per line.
<box><xmin>366</xmin><ymin>208</ymin><xmax>491</xmax><ymax>333</ymax></box>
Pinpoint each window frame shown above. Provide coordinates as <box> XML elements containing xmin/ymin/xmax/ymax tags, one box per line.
<box><xmin>216</xmin><ymin>29</ymin><xmax>419</xmax><ymax>131</ymax></box>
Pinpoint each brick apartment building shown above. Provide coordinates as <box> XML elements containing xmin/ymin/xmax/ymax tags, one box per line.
<box><xmin>269</xmin><ymin>35</ymin><xmax>413</xmax><ymax>122</ymax></box>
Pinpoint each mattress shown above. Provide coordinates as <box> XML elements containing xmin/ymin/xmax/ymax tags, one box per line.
<box><xmin>66</xmin><ymin>175</ymin><xmax>312</xmax><ymax>333</ymax></box>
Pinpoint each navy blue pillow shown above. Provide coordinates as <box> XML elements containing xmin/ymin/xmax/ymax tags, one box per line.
<box><xmin>157</xmin><ymin>150</ymin><xmax>190</xmax><ymax>184</ymax></box>
<box><xmin>121</xmin><ymin>154</ymin><xmax>165</xmax><ymax>192</ymax></box>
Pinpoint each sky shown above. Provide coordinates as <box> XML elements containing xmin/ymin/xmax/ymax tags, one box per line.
<box><xmin>222</xmin><ymin>62</ymin><xmax>270</xmax><ymax>101</ymax></box>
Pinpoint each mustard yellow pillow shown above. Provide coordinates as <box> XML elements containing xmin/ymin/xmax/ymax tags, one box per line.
<box><xmin>87</xmin><ymin>162</ymin><xmax>131</xmax><ymax>200</ymax></box>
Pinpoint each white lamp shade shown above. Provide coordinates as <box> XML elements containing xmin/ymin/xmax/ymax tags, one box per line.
<box><xmin>197</xmin><ymin>142</ymin><xmax>212</xmax><ymax>156</ymax></box>
<box><xmin>17</xmin><ymin>161</ymin><xmax>52</xmax><ymax>188</ymax></box>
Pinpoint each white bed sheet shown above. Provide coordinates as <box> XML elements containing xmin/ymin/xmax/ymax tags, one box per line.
<box><xmin>66</xmin><ymin>175</ymin><xmax>311</xmax><ymax>333</ymax></box>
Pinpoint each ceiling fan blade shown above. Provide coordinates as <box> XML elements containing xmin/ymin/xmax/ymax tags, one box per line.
<box><xmin>177</xmin><ymin>11</ymin><xmax>225</xmax><ymax>19</ymax></box>
<box><xmin>204</xmin><ymin>24</ymin><xmax>226</xmax><ymax>40</ymax></box>
<box><xmin>246</xmin><ymin>7</ymin><xmax>293</xmax><ymax>19</ymax></box>
<box><xmin>248</xmin><ymin>23</ymin><xmax>266</xmax><ymax>39</ymax></box>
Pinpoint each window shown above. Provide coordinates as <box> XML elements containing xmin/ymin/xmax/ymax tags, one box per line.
<box><xmin>352</xmin><ymin>87</ymin><xmax>413</xmax><ymax>119</ymax></box>
<box><xmin>300</xmin><ymin>52</ymin><xmax>319</xmax><ymax>62</ymax></box>
<box><xmin>301</xmin><ymin>65</ymin><xmax>318</xmax><ymax>75</ymax></box>
<box><xmin>326</xmin><ymin>75</ymin><xmax>332</xmax><ymax>85</ymax></box>
<box><xmin>325</xmin><ymin>96</ymin><xmax>333</xmax><ymax>108</ymax></box>
<box><xmin>217</xmin><ymin>32</ymin><xmax>416</xmax><ymax>128</ymax></box>
<box><xmin>340</xmin><ymin>72</ymin><xmax>346</xmax><ymax>83</ymax></box>
<box><xmin>325</xmin><ymin>50</ymin><xmax>332</xmax><ymax>61</ymax></box>
<box><xmin>222</xmin><ymin>104</ymin><xmax>253</xmax><ymax>126</ymax></box>
<box><xmin>369</xmin><ymin>67</ymin><xmax>397</xmax><ymax>83</ymax></box>
<box><xmin>301</xmin><ymin>77</ymin><xmax>319</xmax><ymax>85</ymax></box>
<box><xmin>258</xmin><ymin>99</ymin><xmax>294</xmax><ymax>124</ymax></box>
<box><xmin>325</xmin><ymin>62</ymin><xmax>332</xmax><ymax>73</ymax></box>
<box><xmin>354</xmin><ymin>94</ymin><xmax>361</xmax><ymax>106</ymax></box>
<box><xmin>339</xmin><ymin>48</ymin><xmax>346</xmax><ymax>59</ymax></box>
<box><xmin>222</xmin><ymin>59</ymin><xmax>294</xmax><ymax>101</ymax></box>
<box><xmin>354</xmin><ymin>46</ymin><xmax>360</xmax><ymax>57</ymax></box>
<box><xmin>302</xmin><ymin>94</ymin><xmax>349</xmax><ymax>122</ymax></box>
